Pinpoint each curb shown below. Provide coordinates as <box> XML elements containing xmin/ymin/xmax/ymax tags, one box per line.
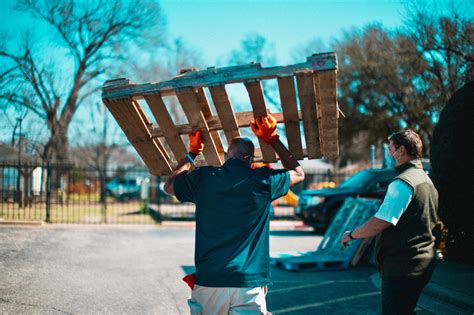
<box><xmin>158</xmin><ymin>220</ymin><xmax>312</xmax><ymax>231</ymax></box>
<box><xmin>0</xmin><ymin>220</ymin><xmax>310</xmax><ymax>230</ymax></box>
<box><xmin>369</xmin><ymin>273</ymin><xmax>474</xmax><ymax>312</ymax></box>
<box><xmin>0</xmin><ymin>219</ymin><xmax>44</xmax><ymax>226</ymax></box>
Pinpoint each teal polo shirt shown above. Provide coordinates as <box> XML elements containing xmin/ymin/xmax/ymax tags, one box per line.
<box><xmin>174</xmin><ymin>158</ymin><xmax>290</xmax><ymax>287</ymax></box>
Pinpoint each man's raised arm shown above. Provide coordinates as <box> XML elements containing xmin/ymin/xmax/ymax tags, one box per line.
<box><xmin>164</xmin><ymin>130</ymin><xmax>203</xmax><ymax>196</ymax></box>
<box><xmin>250</xmin><ymin>114</ymin><xmax>305</xmax><ymax>186</ymax></box>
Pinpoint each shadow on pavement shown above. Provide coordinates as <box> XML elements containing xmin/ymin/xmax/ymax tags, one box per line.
<box><xmin>270</xmin><ymin>230</ymin><xmax>321</xmax><ymax>237</ymax></box>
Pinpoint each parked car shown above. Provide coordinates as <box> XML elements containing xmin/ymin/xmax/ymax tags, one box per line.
<box><xmin>106</xmin><ymin>177</ymin><xmax>171</xmax><ymax>202</ymax></box>
<box><xmin>295</xmin><ymin>168</ymin><xmax>397</xmax><ymax>232</ymax></box>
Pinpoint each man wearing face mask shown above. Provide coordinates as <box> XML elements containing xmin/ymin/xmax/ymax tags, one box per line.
<box><xmin>340</xmin><ymin>129</ymin><xmax>438</xmax><ymax>315</ymax></box>
<box><xmin>164</xmin><ymin>113</ymin><xmax>305</xmax><ymax>314</ymax></box>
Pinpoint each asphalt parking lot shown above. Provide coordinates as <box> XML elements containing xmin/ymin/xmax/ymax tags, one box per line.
<box><xmin>0</xmin><ymin>225</ymin><xmax>423</xmax><ymax>314</ymax></box>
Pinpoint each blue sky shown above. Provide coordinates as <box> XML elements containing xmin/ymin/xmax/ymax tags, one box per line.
<box><xmin>159</xmin><ymin>0</ymin><xmax>410</xmax><ymax>65</ymax></box>
<box><xmin>0</xmin><ymin>0</ymin><xmax>465</xmax><ymax>73</ymax></box>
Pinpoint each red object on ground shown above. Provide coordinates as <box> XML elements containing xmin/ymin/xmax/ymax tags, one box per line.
<box><xmin>182</xmin><ymin>273</ymin><xmax>195</xmax><ymax>289</ymax></box>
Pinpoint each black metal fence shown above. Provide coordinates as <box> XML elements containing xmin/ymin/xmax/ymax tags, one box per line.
<box><xmin>0</xmin><ymin>160</ymin><xmax>359</xmax><ymax>224</ymax></box>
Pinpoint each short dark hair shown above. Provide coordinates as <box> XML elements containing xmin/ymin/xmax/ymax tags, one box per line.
<box><xmin>388</xmin><ymin>129</ymin><xmax>423</xmax><ymax>159</ymax></box>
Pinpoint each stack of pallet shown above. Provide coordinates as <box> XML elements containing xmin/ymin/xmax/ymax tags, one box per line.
<box><xmin>270</xmin><ymin>198</ymin><xmax>381</xmax><ymax>271</ymax></box>
<box><xmin>101</xmin><ymin>52</ymin><xmax>339</xmax><ymax>176</ymax></box>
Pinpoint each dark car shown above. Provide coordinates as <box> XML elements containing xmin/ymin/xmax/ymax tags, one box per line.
<box><xmin>106</xmin><ymin>178</ymin><xmax>141</xmax><ymax>201</ymax></box>
<box><xmin>296</xmin><ymin>168</ymin><xmax>397</xmax><ymax>232</ymax></box>
<box><xmin>106</xmin><ymin>177</ymin><xmax>171</xmax><ymax>203</ymax></box>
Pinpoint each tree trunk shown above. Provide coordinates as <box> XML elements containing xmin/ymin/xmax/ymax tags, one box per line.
<box><xmin>99</xmin><ymin>170</ymin><xmax>107</xmax><ymax>204</ymax></box>
<box><xmin>43</xmin><ymin>125</ymin><xmax>70</xmax><ymax>163</ymax></box>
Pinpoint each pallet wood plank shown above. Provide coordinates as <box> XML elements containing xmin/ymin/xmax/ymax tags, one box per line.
<box><xmin>103</xmin><ymin>53</ymin><xmax>337</xmax><ymax>99</ymax></box>
<box><xmin>244</xmin><ymin>80</ymin><xmax>277</xmax><ymax>163</ymax></box>
<box><xmin>195</xmin><ymin>88</ymin><xmax>225</xmax><ymax>159</ymax></box>
<box><xmin>270</xmin><ymin>198</ymin><xmax>380</xmax><ymax>271</ymax></box>
<box><xmin>251</xmin><ymin>148</ymin><xmax>306</xmax><ymax>163</ymax></box>
<box><xmin>208</xmin><ymin>85</ymin><xmax>241</xmax><ymax>144</ymax></box>
<box><xmin>150</xmin><ymin>111</ymin><xmax>296</xmax><ymax>138</ymax></box>
<box><xmin>144</xmin><ymin>94</ymin><xmax>188</xmax><ymax>163</ymax></box>
<box><xmin>316</xmin><ymin>70</ymin><xmax>339</xmax><ymax>158</ymax></box>
<box><xmin>119</xmin><ymin>98</ymin><xmax>171</xmax><ymax>174</ymax></box>
<box><xmin>277</xmin><ymin>76</ymin><xmax>304</xmax><ymax>160</ymax></box>
<box><xmin>175</xmin><ymin>87</ymin><xmax>222</xmax><ymax>166</ymax></box>
<box><xmin>295</xmin><ymin>71</ymin><xmax>322</xmax><ymax>158</ymax></box>
<box><xmin>103</xmin><ymin>98</ymin><xmax>171</xmax><ymax>175</ymax></box>
<box><xmin>133</xmin><ymin>100</ymin><xmax>170</xmax><ymax>161</ymax></box>
<box><xmin>103</xmin><ymin>99</ymin><xmax>136</xmax><ymax>139</ymax></box>
<box><xmin>130</xmin><ymin>99</ymin><xmax>171</xmax><ymax>162</ymax></box>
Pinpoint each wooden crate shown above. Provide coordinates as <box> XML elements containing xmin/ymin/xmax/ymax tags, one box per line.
<box><xmin>101</xmin><ymin>52</ymin><xmax>339</xmax><ymax>176</ymax></box>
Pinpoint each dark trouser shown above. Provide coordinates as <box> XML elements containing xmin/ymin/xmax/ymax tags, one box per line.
<box><xmin>381</xmin><ymin>272</ymin><xmax>432</xmax><ymax>315</ymax></box>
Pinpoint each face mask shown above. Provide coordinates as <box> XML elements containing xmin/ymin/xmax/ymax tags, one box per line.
<box><xmin>387</xmin><ymin>147</ymin><xmax>400</xmax><ymax>169</ymax></box>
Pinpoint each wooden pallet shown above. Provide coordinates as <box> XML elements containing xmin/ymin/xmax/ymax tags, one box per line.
<box><xmin>270</xmin><ymin>198</ymin><xmax>380</xmax><ymax>271</ymax></box>
<box><xmin>101</xmin><ymin>53</ymin><xmax>339</xmax><ymax>176</ymax></box>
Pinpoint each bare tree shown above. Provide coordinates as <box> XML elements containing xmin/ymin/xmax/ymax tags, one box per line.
<box><xmin>332</xmin><ymin>25</ymin><xmax>419</xmax><ymax>163</ymax></box>
<box><xmin>227</xmin><ymin>33</ymin><xmax>277</xmax><ymax>67</ymax></box>
<box><xmin>332</xmin><ymin>17</ymin><xmax>472</xmax><ymax>165</ymax></box>
<box><xmin>405</xmin><ymin>3</ymin><xmax>474</xmax><ymax>107</ymax></box>
<box><xmin>129</xmin><ymin>37</ymin><xmax>205</xmax><ymax>125</ymax></box>
<box><xmin>226</xmin><ymin>33</ymin><xmax>281</xmax><ymax>112</ymax></box>
<box><xmin>72</xmin><ymin>102</ymin><xmax>131</xmax><ymax>204</ymax></box>
<box><xmin>0</xmin><ymin>0</ymin><xmax>166</xmax><ymax>163</ymax></box>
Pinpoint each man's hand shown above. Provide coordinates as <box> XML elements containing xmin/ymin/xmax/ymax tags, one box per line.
<box><xmin>189</xmin><ymin>130</ymin><xmax>204</xmax><ymax>155</ymax></box>
<box><xmin>250</xmin><ymin>114</ymin><xmax>279</xmax><ymax>145</ymax></box>
<box><xmin>250</xmin><ymin>113</ymin><xmax>304</xmax><ymax>186</ymax></box>
<box><xmin>341</xmin><ymin>231</ymin><xmax>353</xmax><ymax>248</ymax></box>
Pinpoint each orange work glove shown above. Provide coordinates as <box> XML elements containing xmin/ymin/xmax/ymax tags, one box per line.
<box><xmin>250</xmin><ymin>113</ymin><xmax>279</xmax><ymax>145</ymax></box>
<box><xmin>189</xmin><ymin>130</ymin><xmax>204</xmax><ymax>155</ymax></box>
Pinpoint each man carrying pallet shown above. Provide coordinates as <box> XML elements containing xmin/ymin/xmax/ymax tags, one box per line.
<box><xmin>164</xmin><ymin>113</ymin><xmax>305</xmax><ymax>314</ymax></box>
<box><xmin>341</xmin><ymin>129</ymin><xmax>438</xmax><ymax>315</ymax></box>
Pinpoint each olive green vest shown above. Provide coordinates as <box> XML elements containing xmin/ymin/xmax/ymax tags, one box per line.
<box><xmin>376</xmin><ymin>160</ymin><xmax>438</xmax><ymax>277</ymax></box>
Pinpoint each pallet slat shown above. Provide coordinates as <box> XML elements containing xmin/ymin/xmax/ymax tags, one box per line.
<box><xmin>149</xmin><ymin>111</ymin><xmax>297</xmax><ymax>137</ymax></box>
<box><xmin>277</xmin><ymin>76</ymin><xmax>304</xmax><ymax>160</ymax></box>
<box><xmin>244</xmin><ymin>80</ymin><xmax>277</xmax><ymax>163</ymax></box>
<box><xmin>195</xmin><ymin>88</ymin><xmax>225</xmax><ymax>159</ymax></box>
<box><xmin>175</xmin><ymin>87</ymin><xmax>223</xmax><ymax>166</ymax></box>
<box><xmin>144</xmin><ymin>94</ymin><xmax>187</xmax><ymax>163</ymax></box>
<box><xmin>104</xmin><ymin>98</ymin><xmax>171</xmax><ymax>175</ymax></box>
<box><xmin>103</xmin><ymin>53</ymin><xmax>337</xmax><ymax>99</ymax></box>
<box><xmin>316</xmin><ymin>70</ymin><xmax>339</xmax><ymax>158</ymax></box>
<box><xmin>295</xmin><ymin>71</ymin><xmax>322</xmax><ymax>159</ymax></box>
<box><xmin>208</xmin><ymin>85</ymin><xmax>241</xmax><ymax>144</ymax></box>
<box><xmin>133</xmin><ymin>100</ymin><xmax>170</xmax><ymax>162</ymax></box>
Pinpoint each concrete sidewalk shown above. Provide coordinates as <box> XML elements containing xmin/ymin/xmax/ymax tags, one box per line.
<box><xmin>369</xmin><ymin>259</ymin><xmax>474</xmax><ymax>314</ymax></box>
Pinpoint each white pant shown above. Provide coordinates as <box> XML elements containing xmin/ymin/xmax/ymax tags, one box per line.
<box><xmin>188</xmin><ymin>285</ymin><xmax>269</xmax><ymax>315</ymax></box>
